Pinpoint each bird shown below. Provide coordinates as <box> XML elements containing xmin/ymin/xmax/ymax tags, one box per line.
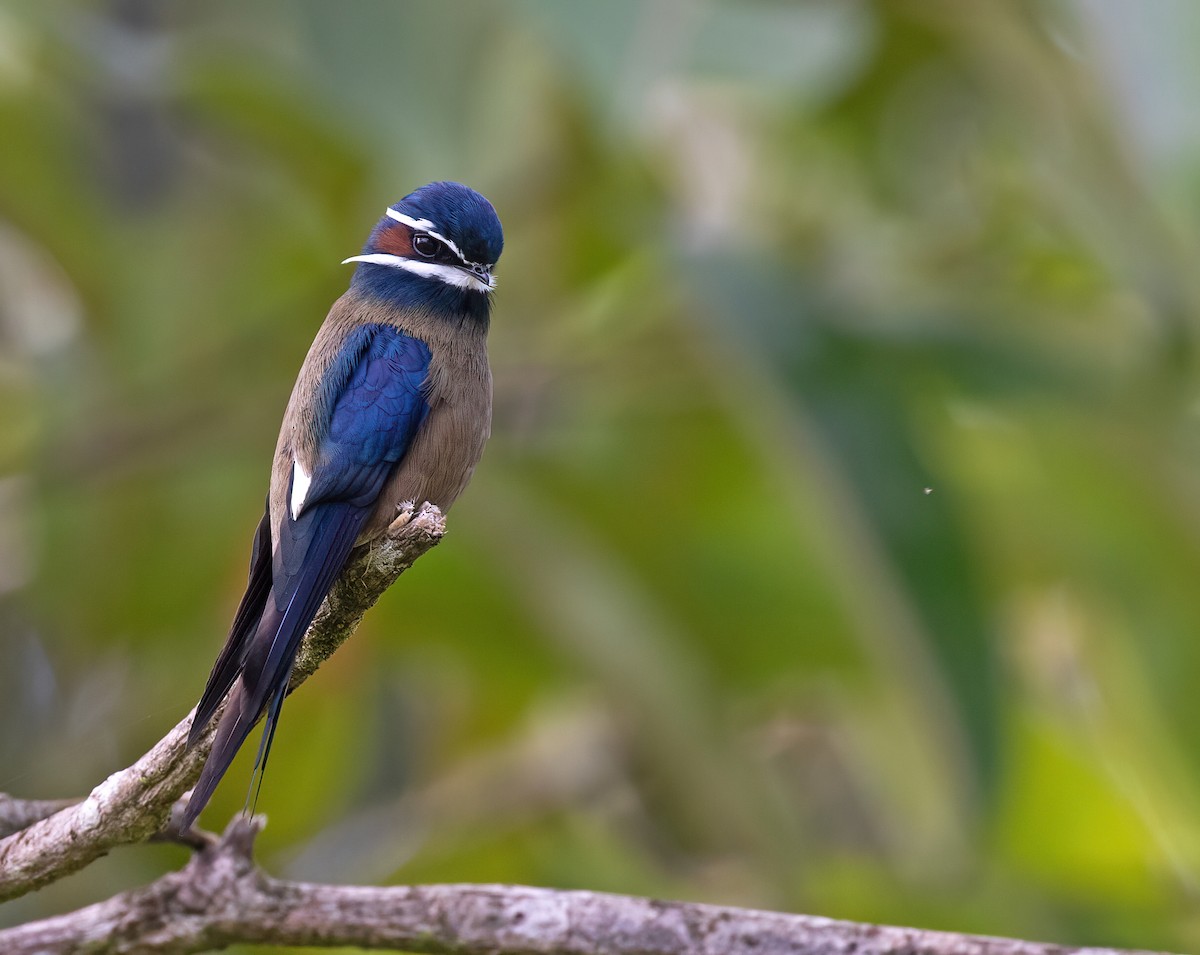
<box><xmin>180</xmin><ymin>181</ymin><xmax>503</xmax><ymax>829</ymax></box>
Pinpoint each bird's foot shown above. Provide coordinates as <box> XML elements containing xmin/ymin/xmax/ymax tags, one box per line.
<box><xmin>387</xmin><ymin>500</ymin><xmax>417</xmax><ymax>533</ymax></box>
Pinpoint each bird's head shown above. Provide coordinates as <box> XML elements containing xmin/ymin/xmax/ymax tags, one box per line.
<box><xmin>345</xmin><ymin>182</ymin><xmax>503</xmax><ymax>299</ymax></box>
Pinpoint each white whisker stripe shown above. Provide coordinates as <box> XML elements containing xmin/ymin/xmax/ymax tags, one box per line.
<box><xmin>342</xmin><ymin>253</ymin><xmax>495</xmax><ymax>293</ymax></box>
<box><xmin>384</xmin><ymin>208</ymin><xmax>468</xmax><ymax>264</ymax></box>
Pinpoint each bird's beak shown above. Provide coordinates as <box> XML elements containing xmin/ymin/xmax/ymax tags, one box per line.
<box><xmin>460</xmin><ymin>262</ymin><xmax>495</xmax><ymax>291</ymax></box>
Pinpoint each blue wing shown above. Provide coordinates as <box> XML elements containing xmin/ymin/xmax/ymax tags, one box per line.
<box><xmin>297</xmin><ymin>322</ymin><xmax>433</xmax><ymax>511</ymax></box>
<box><xmin>184</xmin><ymin>324</ymin><xmax>431</xmax><ymax>827</ymax></box>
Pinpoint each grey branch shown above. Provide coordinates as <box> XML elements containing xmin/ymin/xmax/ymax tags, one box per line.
<box><xmin>0</xmin><ymin>817</ymin><xmax>1170</xmax><ymax>955</ymax></box>
<box><xmin>0</xmin><ymin>503</ymin><xmax>446</xmax><ymax>903</ymax></box>
<box><xmin>0</xmin><ymin>796</ymin><xmax>80</xmax><ymax>839</ymax></box>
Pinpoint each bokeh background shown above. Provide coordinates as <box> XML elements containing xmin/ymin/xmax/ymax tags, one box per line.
<box><xmin>3</xmin><ymin>0</ymin><xmax>1200</xmax><ymax>951</ymax></box>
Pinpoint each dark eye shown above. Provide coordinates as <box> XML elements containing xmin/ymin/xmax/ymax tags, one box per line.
<box><xmin>412</xmin><ymin>233</ymin><xmax>440</xmax><ymax>258</ymax></box>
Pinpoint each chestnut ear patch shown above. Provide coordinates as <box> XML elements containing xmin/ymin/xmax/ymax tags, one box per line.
<box><xmin>375</xmin><ymin>222</ymin><xmax>414</xmax><ymax>258</ymax></box>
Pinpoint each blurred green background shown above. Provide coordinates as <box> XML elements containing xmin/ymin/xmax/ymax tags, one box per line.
<box><xmin>3</xmin><ymin>0</ymin><xmax>1200</xmax><ymax>951</ymax></box>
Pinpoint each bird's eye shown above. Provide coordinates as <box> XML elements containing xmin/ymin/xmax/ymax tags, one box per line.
<box><xmin>412</xmin><ymin>233</ymin><xmax>440</xmax><ymax>258</ymax></box>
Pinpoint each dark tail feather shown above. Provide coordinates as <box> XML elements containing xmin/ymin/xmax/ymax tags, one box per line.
<box><xmin>188</xmin><ymin>503</ymin><xmax>273</xmax><ymax>749</ymax></box>
<box><xmin>182</xmin><ymin>679</ymin><xmax>257</xmax><ymax>830</ymax></box>
<box><xmin>180</xmin><ymin>504</ymin><xmax>368</xmax><ymax>829</ymax></box>
<box><xmin>245</xmin><ymin>674</ymin><xmax>290</xmax><ymax>817</ymax></box>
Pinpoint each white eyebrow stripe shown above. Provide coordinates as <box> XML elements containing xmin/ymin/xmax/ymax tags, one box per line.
<box><xmin>383</xmin><ymin>208</ymin><xmax>468</xmax><ymax>264</ymax></box>
<box><xmin>385</xmin><ymin>210</ymin><xmax>434</xmax><ymax>230</ymax></box>
<box><xmin>343</xmin><ymin>253</ymin><xmax>495</xmax><ymax>293</ymax></box>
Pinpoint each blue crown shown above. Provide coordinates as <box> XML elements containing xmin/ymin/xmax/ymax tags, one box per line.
<box><xmin>391</xmin><ymin>181</ymin><xmax>503</xmax><ymax>267</ymax></box>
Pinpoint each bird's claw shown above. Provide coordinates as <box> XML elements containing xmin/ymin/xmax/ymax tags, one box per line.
<box><xmin>388</xmin><ymin>500</ymin><xmax>417</xmax><ymax>533</ymax></box>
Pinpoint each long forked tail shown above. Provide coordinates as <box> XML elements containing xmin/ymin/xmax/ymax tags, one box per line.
<box><xmin>180</xmin><ymin>504</ymin><xmax>368</xmax><ymax>830</ymax></box>
<box><xmin>188</xmin><ymin>504</ymin><xmax>273</xmax><ymax>751</ymax></box>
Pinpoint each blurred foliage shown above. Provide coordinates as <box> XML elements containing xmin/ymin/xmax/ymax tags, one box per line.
<box><xmin>3</xmin><ymin>0</ymin><xmax>1200</xmax><ymax>951</ymax></box>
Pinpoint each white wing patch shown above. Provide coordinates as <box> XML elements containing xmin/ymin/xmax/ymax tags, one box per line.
<box><xmin>290</xmin><ymin>458</ymin><xmax>312</xmax><ymax>520</ymax></box>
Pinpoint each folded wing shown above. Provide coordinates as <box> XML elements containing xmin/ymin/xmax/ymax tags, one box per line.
<box><xmin>183</xmin><ymin>324</ymin><xmax>431</xmax><ymax>828</ymax></box>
